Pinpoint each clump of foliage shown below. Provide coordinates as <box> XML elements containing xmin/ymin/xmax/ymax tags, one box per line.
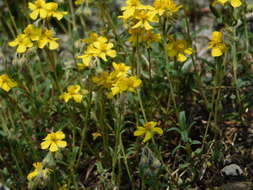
<box><xmin>0</xmin><ymin>0</ymin><xmax>253</xmax><ymax>189</ymax></box>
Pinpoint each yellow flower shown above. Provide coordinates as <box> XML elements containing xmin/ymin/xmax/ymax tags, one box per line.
<box><xmin>41</xmin><ymin>131</ymin><xmax>67</xmax><ymax>152</ymax></box>
<box><xmin>38</xmin><ymin>29</ymin><xmax>59</xmax><ymax>50</ymax></box>
<box><xmin>88</xmin><ymin>37</ymin><xmax>117</xmax><ymax>61</ymax></box>
<box><xmin>59</xmin><ymin>85</ymin><xmax>83</xmax><ymax>103</ymax></box>
<box><xmin>45</xmin><ymin>2</ymin><xmax>68</xmax><ymax>20</ymax></box>
<box><xmin>111</xmin><ymin>62</ymin><xmax>131</xmax><ymax>78</ymax></box>
<box><xmin>119</xmin><ymin>0</ymin><xmax>144</xmax><ymax>20</ymax></box>
<box><xmin>28</xmin><ymin>0</ymin><xmax>48</xmax><ymax>20</ymax></box>
<box><xmin>27</xmin><ymin>162</ymin><xmax>52</xmax><ymax>181</ymax></box>
<box><xmin>128</xmin><ymin>28</ymin><xmax>144</xmax><ymax>44</ymax></box>
<box><xmin>111</xmin><ymin>76</ymin><xmax>142</xmax><ymax>96</ymax></box>
<box><xmin>132</xmin><ymin>9</ymin><xmax>158</xmax><ymax>30</ymax></box>
<box><xmin>75</xmin><ymin>0</ymin><xmax>87</xmax><ymax>5</ymax></box>
<box><xmin>23</xmin><ymin>24</ymin><xmax>42</xmax><ymax>41</ymax></box>
<box><xmin>92</xmin><ymin>72</ymin><xmax>113</xmax><ymax>88</ymax></box>
<box><xmin>8</xmin><ymin>34</ymin><xmax>33</xmax><ymax>53</ymax></box>
<box><xmin>81</xmin><ymin>32</ymin><xmax>99</xmax><ymax>44</ymax></box>
<box><xmin>92</xmin><ymin>132</ymin><xmax>102</xmax><ymax>140</ymax></box>
<box><xmin>0</xmin><ymin>74</ymin><xmax>17</xmax><ymax>92</ymax></box>
<box><xmin>143</xmin><ymin>31</ymin><xmax>161</xmax><ymax>46</ymax></box>
<box><xmin>153</xmin><ymin>0</ymin><xmax>182</xmax><ymax>16</ymax></box>
<box><xmin>208</xmin><ymin>31</ymin><xmax>227</xmax><ymax>57</ymax></box>
<box><xmin>128</xmin><ymin>29</ymin><xmax>161</xmax><ymax>46</ymax></box>
<box><xmin>213</xmin><ymin>0</ymin><xmax>242</xmax><ymax>8</ymax></box>
<box><xmin>166</xmin><ymin>38</ymin><xmax>192</xmax><ymax>62</ymax></box>
<box><xmin>76</xmin><ymin>55</ymin><xmax>93</xmax><ymax>70</ymax></box>
<box><xmin>134</xmin><ymin>121</ymin><xmax>163</xmax><ymax>142</ymax></box>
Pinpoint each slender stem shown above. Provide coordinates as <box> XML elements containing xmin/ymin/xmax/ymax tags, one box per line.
<box><xmin>137</xmin><ymin>90</ymin><xmax>147</xmax><ymax>122</ymax></box>
<box><xmin>147</xmin><ymin>48</ymin><xmax>152</xmax><ymax>80</ymax></box>
<box><xmin>243</xmin><ymin>5</ymin><xmax>249</xmax><ymax>53</ymax></box>
<box><xmin>68</xmin><ymin>0</ymin><xmax>76</xmax><ymax>30</ymax></box>
<box><xmin>4</xmin><ymin>0</ymin><xmax>18</xmax><ymax>35</ymax></box>
<box><xmin>231</xmin><ymin>27</ymin><xmax>243</xmax><ymax>120</ymax></box>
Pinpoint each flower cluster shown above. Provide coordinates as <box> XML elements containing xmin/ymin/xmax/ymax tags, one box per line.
<box><xmin>59</xmin><ymin>85</ymin><xmax>85</xmax><ymax>103</ymax></box>
<box><xmin>9</xmin><ymin>0</ymin><xmax>67</xmax><ymax>53</ymax></box>
<box><xmin>0</xmin><ymin>74</ymin><xmax>17</xmax><ymax>92</ymax></box>
<box><xmin>27</xmin><ymin>131</ymin><xmax>67</xmax><ymax>183</ymax></box>
<box><xmin>27</xmin><ymin>162</ymin><xmax>52</xmax><ymax>181</ymax></box>
<box><xmin>92</xmin><ymin>62</ymin><xmax>141</xmax><ymax>97</ymax></box>
<box><xmin>212</xmin><ymin>0</ymin><xmax>242</xmax><ymax>8</ymax></box>
<box><xmin>77</xmin><ymin>33</ymin><xmax>117</xmax><ymax>69</ymax></box>
<box><xmin>153</xmin><ymin>0</ymin><xmax>182</xmax><ymax>16</ymax></box>
<box><xmin>134</xmin><ymin>121</ymin><xmax>163</xmax><ymax>142</ymax></box>
<box><xmin>9</xmin><ymin>24</ymin><xmax>59</xmax><ymax>53</ymax></box>
<box><xmin>128</xmin><ymin>29</ymin><xmax>161</xmax><ymax>46</ymax></box>
<box><xmin>119</xmin><ymin>0</ymin><xmax>181</xmax><ymax>46</ymax></box>
<box><xmin>29</xmin><ymin>0</ymin><xmax>67</xmax><ymax>20</ymax></box>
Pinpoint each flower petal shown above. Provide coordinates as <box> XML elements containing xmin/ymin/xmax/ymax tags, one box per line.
<box><xmin>55</xmin><ymin>131</ymin><xmax>65</xmax><ymax>139</ymax></box>
<box><xmin>153</xmin><ymin>127</ymin><xmax>163</xmax><ymax>135</ymax></box>
<box><xmin>56</xmin><ymin>140</ymin><xmax>67</xmax><ymax>148</ymax></box>
<box><xmin>49</xmin><ymin>142</ymin><xmax>58</xmax><ymax>152</ymax></box>
<box><xmin>143</xmin><ymin>131</ymin><xmax>153</xmax><ymax>142</ymax></box>
<box><xmin>41</xmin><ymin>140</ymin><xmax>51</xmax><ymax>149</ymax></box>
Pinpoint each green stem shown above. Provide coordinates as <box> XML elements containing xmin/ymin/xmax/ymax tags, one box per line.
<box><xmin>137</xmin><ymin>90</ymin><xmax>147</xmax><ymax>122</ymax></box>
<box><xmin>4</xmin><ymin>0</ymin><xmax>18</xmax><ymax>35</ymax></box>
<box><xmin>231</xmin><ymin>27</ymin><xmax>243</xmax><ymax>120</ymax></box>
<box><xmin>68</xmin><ymin>0</ymin><xmax>76</xmax><ymax>30</ymax></box>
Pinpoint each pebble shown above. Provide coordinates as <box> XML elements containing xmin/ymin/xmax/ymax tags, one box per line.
<box><xmin>221</xmin><ymin>164</ymin><xmax>243</xmax><ymax>176</ymax></box>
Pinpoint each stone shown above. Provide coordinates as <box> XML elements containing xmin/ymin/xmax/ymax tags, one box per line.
<box><xmin>221</xmin><ymin>164</ymin><xmax>243</xmax><ymax>177</ymax></box>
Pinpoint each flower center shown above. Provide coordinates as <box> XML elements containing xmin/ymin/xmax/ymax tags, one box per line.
<box><xmin>50</xmin><ymin>134</ymin><xmax>58</xmax><ymax>143</ymax></box>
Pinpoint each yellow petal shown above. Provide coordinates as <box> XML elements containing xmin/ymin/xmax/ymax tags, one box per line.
<box><xmin>107</xmin><ymin>50</ymin><xmax>117</xmax><ymax>58</ymax></box>
<box><xmin>41</xmin><ymin>140</ymin><xmax>51</xmax><ymax>149</ymax></box>
<box><xmin>27</xmin><ymin>170</ymin><xmax>38</xmax><ymax>181</ymax></box>
<box><xmin>56</xmin><ymin>140</ymin><xmax>67</xmax><ymax>148</ymax></box>
<box><xmin>99</xmin><ymin>53</ymin><xmax>107</xmax><ymax>61</ymax></box>
<box><xmin>72</xmin><ymin>94</ymin><xmax>83</xmax><ymax>103</ymax></box>
<box><xmin>111</xmin><ymin>86</ymin><xmax>120</xmax><ymax>96</ymax></box>
<box><xmin>144</xmin><ymin>21</ymin><xmax>153</xmax><ymax>30</ymax></box>
<box><xmin>60</xmin><ymin>93</ymin><xmax>72</xmax><ymax>103</ymax></box>
<box><xmin>8</xmin><ymin>40</ymin><xmax>18</xmax><ymax>47</ymax></box>
<box><xmin>28</xmin><ymin>2</ymin><xmax>36</xmax><ymax>10</ymax></box>
<box><xmin>211</xmin><ymin>47</ymin><xmax>222</xmax><ymax>57</ymax></box>
<box><xmin>133</xmin><ymin>127</ymin><xmax>146</xmax><ymax>136</ymax></box>
<box><xmin>45</xmin><ymin>2</ymin><xmax>58</xmax><ymax>10</ymax></box>
<box><xmin>184</xmin><ymin>48</ymin><xmax>193</xmax><ymax>55</ymax></box>
<box><xmin>38</xmin><ymin>39</ymin><xmax>48</xmax><ymax>49</ymax></box>
<box><xmin>152</xmin><ymin>127</ymin><xmax>163</xmax><ymax>135</ymax></box>
<box><xmin>49</xmin><ymin>142</ymin><xmax>58</xmax><ymax>152</ymax></box>
<box><xmin>55</xmin><ymin>131</ymin><xmax>65</xmax><ymax>139</ymax></box>
<box><xmin>132</xmin><ymin>21</ymin><xmax>142</xmax><ymax>29</ymax></box>
<box><xmin>30</xmin><ymin>10</ymin><xmax>39</xmax><ymax>20</ymax></box>
<box><xmin>231</xmin><ymin>0</ymin><xmax>241</xmax><ymax>7</ymax></box>
<box><xmin>49</xmin><ymin>40</ymin><xmax>59</xmax><ymax>50</ymax></box>
<box><xmin>40</xmin><ymin>9</ymin><xmax>48</xmax><ymax>19</ymax></box>
<box><xmin>16</xmin><ymin>45</ymin><xmax>27</xmax><ymax>53</ymax></box>
<box><xmin>143</xmin><ymin>131</ymin><xmax>153</xmax><ymax>142</ymax></box>
<box><xmin>1</xmin><ymin>83</ymin><xmax>11</xmax><ymax>92</ymax></box>
<box><xmin>177</xmin><ymin>53</ymin><xmax>187</xmax><ymax>62</ymax></box>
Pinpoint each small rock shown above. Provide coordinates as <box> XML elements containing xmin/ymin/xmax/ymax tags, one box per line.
<box><xmin>221</xmin><ymin>164</ymin><xmax>243</xmax><ymax>176</ymax></box>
